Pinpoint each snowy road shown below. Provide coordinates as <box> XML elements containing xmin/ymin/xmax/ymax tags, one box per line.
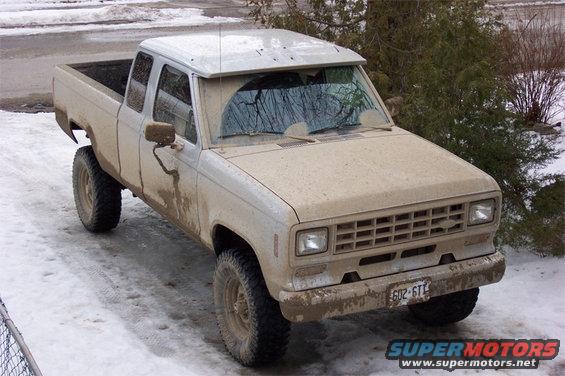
<box><xmin>0</xmin><ymin>1</ymin><xmax>243</xmax><ymax>36</ymax></box>
<box><xmin>0</xmin><ymin>110</ymin><xmax>564</xmax><ymax>375</ymax></box>
<box><xmin>0</xmin><ymin>0</ymin><xmax>250</xmax><ymax>110</ymax></box>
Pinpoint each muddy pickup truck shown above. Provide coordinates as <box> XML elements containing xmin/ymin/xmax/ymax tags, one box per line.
<box><xmin>53</xmin><ymin>29</ymin><xmax>505</xmax><ymax>366</ymax></box>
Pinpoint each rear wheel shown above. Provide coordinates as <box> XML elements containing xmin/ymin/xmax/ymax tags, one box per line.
<box><xmin>72</xmin><ymin>146</ymin><xmax>121</xmax><ymax>232</ymax></box>
<box><xmin>409</xmin><ymin>288</ymin><xmax>479</xmax><ymax>326</ymax></box>
<box><xmin>214</xmin><ymin>249</ymin><xmax>291</xmax><ymax>366</ymax></box>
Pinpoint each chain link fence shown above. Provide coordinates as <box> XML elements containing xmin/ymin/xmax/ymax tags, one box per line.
<box><xmin>0</xmin><ymin>298</ymin><xmax>43</xmax><ymax>376</ymax></box>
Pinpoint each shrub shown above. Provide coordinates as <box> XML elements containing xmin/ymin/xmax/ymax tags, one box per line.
<box><xmin>501</xmin><ymin>177</ymin><xmax>564</xmax><ymax>256</ymax></box>
<box><xmin>498</xmin><ymin>7</ymin><xmax>565</xmax><ymax>126</ymax></box>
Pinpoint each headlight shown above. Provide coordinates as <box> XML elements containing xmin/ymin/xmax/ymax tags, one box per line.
<box><xmin>468</xmin><ymin>199</ymin><xmax>495</xmax><ymax>225</ymax></box>
<box><xmin>296</xmin><ymin>228</ymin><xmax>328</xmax><ymax>256</ymax></box>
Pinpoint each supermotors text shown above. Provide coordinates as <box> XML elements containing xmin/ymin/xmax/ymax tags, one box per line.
<box><xmin>386</xmin><ymin>339</ymin><xmax>560</xmax><ymax>370</ymax></box>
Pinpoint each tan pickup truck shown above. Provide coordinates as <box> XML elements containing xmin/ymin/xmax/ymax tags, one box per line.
<box><xmin>53</xmin><ymin>29</ymin><xmax>505</xmax><ymax>366</ymax></box>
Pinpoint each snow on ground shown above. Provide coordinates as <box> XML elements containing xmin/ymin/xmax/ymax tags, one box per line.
<box><xmin>0</xmin><ymin>0</ymin><xmax>159</xmax><ymax>12</ymax></box>
<box><xmin>0</xmin><ymin>1</ymin><xmax>241</xmax><ymax>36</ymax></box>
<box><xmin>542</xmin><ymin>131</ymin><xmax>565</xmax><ymax>176</ymax></box>
<box><xmin>540</xmin><ymin>78</ymin><xmax>565</xmax><ymax>176</ymax></box>
<box><xmin>0</xmin><ymin>110</ymin><xmax>564</xmax><ymax>375</ymax></box>
<box><xmin>488</xmin><ymin>1</ymin><xmax>565</xmax><ymax>8</ymax></box>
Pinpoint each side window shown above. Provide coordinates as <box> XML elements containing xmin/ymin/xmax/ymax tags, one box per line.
<box><xmin>153</xmin><ymin>65</ymin><xmax>197</xmax><ymax>144</ymax></box>
<box><xmin>126</xmin><ymin>52</ymin><xmax>153</xmax><ymax>113</ymax></box>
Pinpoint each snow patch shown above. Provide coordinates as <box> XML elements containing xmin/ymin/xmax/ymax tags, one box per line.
<box><xmin>541</xmin><ymin>132</ymin><xmax>565</xmax><ymax>176</ymax></box>
<box><xmin>0</xmin><ymin>0</ymin><xmax>159</xmax><ymax>12</ymax></box>
<box><xmin>0</xmin><ymin>110</ymin><xmax>228</xmax><ymax>376</ymax></box>
<box><xmin>487</xmin><ymin>0</ymin><xmax>565</xmax><ymax>10</ymax></box>
<box><xmin>540</xmin><ymin>75</ymin><xmax>565</xmax><ymax>176</ymax></box>
<box><xmin>0</xmin><ymin>3</ymin><xmax>242</xmax><ymax>36</ymax></box>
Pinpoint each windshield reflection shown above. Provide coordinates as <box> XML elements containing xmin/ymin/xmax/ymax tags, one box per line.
<box><xmin>201</xmin><ymin>66</ymin><xmax>389</xmax><ymax>145</ymax></box>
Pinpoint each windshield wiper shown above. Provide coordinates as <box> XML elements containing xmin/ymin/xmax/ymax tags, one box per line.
<box><xmin>310</xmin><ymin>122</ymin><xmax>365</xmax><ymax>134</ymax></box>
<box><xmin>219</xmin><ymin>131</ymin><xmax>281</xmax><ymax>139</ymax></box>
<box><xmin>309</xmin><ymin>124</ymin><xmax>351</xmax><ymax>134</ymax></box>
<box><xmin>310</xmin><ymin>122</ymin><xmax>393</xmax><ymax>134</ymax></box>
<box><xmin>284</xmin><ymin>134</ymin><xmax>316</xmax><ymax>142</ymax></box>
<box><xmin>219</xmin><ymin>131</ymin><xmax>316</xmax><ymax>143</ymax></box>
<box><xmin>357</xmin><ymin>124</ymin><xmax>393</xmax><ymax>132</ymax></box>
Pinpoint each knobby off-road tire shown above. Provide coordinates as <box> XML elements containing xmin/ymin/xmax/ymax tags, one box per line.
<box><xmin>72</xmin><ymin>146</ymin><xmax>121</xmax><ymax>232</ymax></box>
<box><xmin>214</xmin><ymin>249</ymin><xmax>291</xmax><ymax>366</ymax></box>
<box><xmin>409</xmin><ymin>287</ymin><xmax>479</xmax><ymax>326</ymax></box>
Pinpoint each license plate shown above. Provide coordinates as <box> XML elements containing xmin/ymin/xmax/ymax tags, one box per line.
<box><xmin>388</xmin><ymin>279</ymin><xmax>431</xmax><ymax>307</ymax></box>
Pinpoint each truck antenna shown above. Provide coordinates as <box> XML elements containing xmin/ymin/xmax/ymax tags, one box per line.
<box><xmin>219</xmin><ymin>24</ymin><xmax>224</xmax><ymax>148</ymax></box>
<box><xmin>219</xmin><ymin>23</ymin><xmax>223</xmax><ymax>99</ymax></box>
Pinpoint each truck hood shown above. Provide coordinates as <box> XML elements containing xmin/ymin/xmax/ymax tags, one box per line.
<box><xmin>222</xmin><ymin>132</ymin><xmax>499</xmax><ymax>222</ymax></box>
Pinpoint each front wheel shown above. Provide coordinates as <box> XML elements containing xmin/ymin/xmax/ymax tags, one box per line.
<box><xmin>72</xmin><ymin>146</ymin><xmax>121</xmax><ymax>232</ymax></box>
<box><xmin>214</xmin><ymin>249</ymin><xmax>291</xmax><ymax>366</ymax></box>
<box><xmin>409</xmin><ymin>288</ymin><xmax>479</xmax><ymax>326</ymax></box>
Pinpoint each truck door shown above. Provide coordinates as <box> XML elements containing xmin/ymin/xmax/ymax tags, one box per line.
<box><xmin>139</xmin><ymin>62</ymin><xmax>201</xmax><ymax>237</ymax></box>
<box><xmin>117</xmin><ymin>51</ymin><xmax>154</xmax><ymax>196</ymax></box>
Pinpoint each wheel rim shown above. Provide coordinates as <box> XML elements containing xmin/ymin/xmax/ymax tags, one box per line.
<box><xmin>79</xmin><ymin>165</ymin><xmax>93</xmax><ymax>217</ymax></box>
<box><xmin>224</xmin><ymin>276</ymin><xmax>250</xmax><ymax>341</ymax></box>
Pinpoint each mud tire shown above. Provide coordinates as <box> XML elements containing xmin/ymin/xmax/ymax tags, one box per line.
<box><xmin>72</xmin><ymin>146</ymin><xmax>121</xmax><ymax>232</ymax></box>
<box><xmin>214</xmin><ymin>249</ymin><xmax>291</xmax><ymax>366</ymax></box>
<box><xmin>409</xmin><ymin>288</ymin><xmax>479</xmax><ymax>326</ymax></box>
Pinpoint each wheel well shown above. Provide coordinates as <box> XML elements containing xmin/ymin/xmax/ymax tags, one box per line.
<box><xmin>213</xmin><ymin>225</ymin><xmax>252</xmax><ymax>257</ymax></box>
<box><xmin>68</xmin><ymin>120</ymin><xmax>86</xmax><ymax>142</ymax></box>
<box><xmin>69</xmin><ymin>120</ymin><xmax>81</xmax><ymax>130</ymax></box>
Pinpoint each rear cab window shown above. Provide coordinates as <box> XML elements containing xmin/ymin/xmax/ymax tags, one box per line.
<box><xmin>153</xmin><ymin>64</ymin><xmax>197</xmax><ymax>144</ymax></box>
<box><xmin>126</xmin><ymin>52</ymin><xmax>153</xmax><ymax>112</ymax></box>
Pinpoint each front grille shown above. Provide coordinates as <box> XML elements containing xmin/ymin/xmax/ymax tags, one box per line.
<box><xmin>334</xmin><ymin>203</ymin><xmax>467</xmax><ymax>253</ymax></box>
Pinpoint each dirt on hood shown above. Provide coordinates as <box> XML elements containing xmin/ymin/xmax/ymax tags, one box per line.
<box><xmin>223</xmin><ymin>131</ymin><xmax>500</xmax><ymax>222</ymax></box>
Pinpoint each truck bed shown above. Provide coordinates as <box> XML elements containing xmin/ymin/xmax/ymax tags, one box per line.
<box><xmin>69</xmin><ymin>59</ymin><xmax>132</xmax><ymax>98</ymax></box>
<box><xmin>53</xmin><ymin>59</ymin><xmax>133</xmax><ymax>181</ymax></box>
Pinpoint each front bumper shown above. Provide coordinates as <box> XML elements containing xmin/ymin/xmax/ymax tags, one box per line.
<box><xmin>278</xmin><ymin>251</ymin><xmax>505</xmax><ymax>322</ymax></box>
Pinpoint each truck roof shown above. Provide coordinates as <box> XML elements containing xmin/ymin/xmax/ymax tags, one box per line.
<box><xmin>140</xmin><ymin>28</ymin><xmax>366</xmax><ymax>78</ymax></box>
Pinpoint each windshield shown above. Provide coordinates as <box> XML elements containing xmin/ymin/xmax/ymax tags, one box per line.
<box><xmin>200</xmin><ymin>66</ymin><xmax>390</xmax><ymax>145</ymax></box>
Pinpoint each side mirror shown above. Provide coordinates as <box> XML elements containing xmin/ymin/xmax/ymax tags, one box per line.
<box><xmin>144</xmin><ymin>122</ymin><xmax>175</xmax><ymax>146</ymax></box>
